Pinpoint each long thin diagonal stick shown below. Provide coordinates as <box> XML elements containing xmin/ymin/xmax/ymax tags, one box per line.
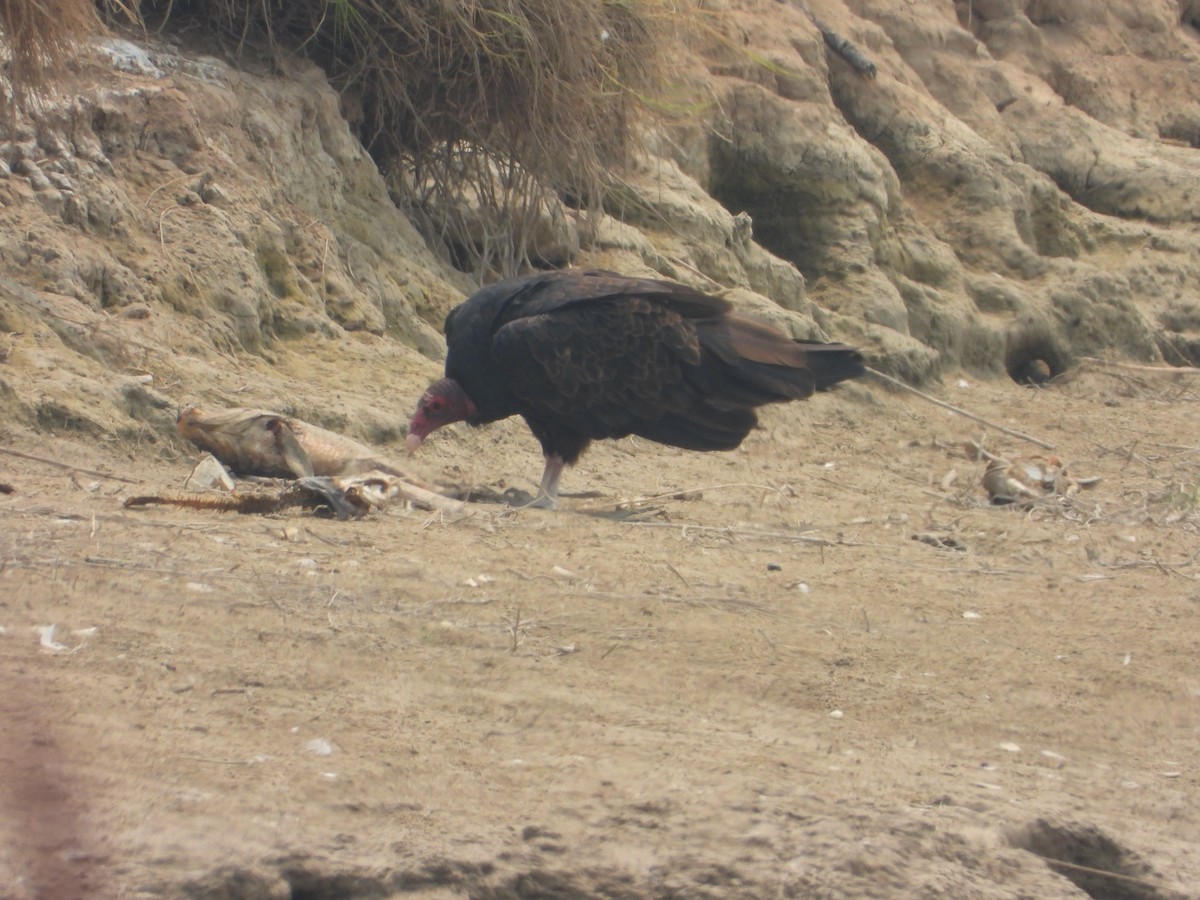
<box><xmin>0</xmin><ymin>446</ymin><xmax>143</xmax><ymax>484</ymax></box>
<box><xmin>865</xmin><ymin>367</ymin><xmax>1055</xmax><ymax>450</ymax></box>
<box><xmin>1038</xmin><ymin>856</ymin><xmax>1169</xmax><ymax>891</ymax></box>
<box><xmin>1081</xmin><ymin>356</ymin><xmax>1200</xmax><ymax>375</ymax></box>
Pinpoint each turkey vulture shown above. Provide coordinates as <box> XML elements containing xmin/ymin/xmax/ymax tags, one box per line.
<box><xmin>406</xmin><ymin>269</ymin><xmax>865</xmax><ymax>507</ymax></box>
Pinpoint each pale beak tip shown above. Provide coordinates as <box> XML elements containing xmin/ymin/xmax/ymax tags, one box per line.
<box><xmin>405</xmin><ymin>432</ymin><xmax>423</xmax><ymax>455</ymax></box>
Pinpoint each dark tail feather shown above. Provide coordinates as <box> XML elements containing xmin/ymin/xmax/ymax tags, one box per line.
<box><xmin>795</xmin><ymin>342</ymin><xmax>866</xmax><ymax>391</ymax></box>
<box><xmin>633</xmin><ymin>406</ymin><xmax>758</xmax><ymax>452</ymax></box>
<box><xmin>703</xmin><ymin>363</ymin><xmax>815</xmax><ymax>408</ymax></box>
<box><xmin>698</xmin><ymin>342</ymin><xmax>865</xmax><ymax>409</ymax></box>
<box><xmin>699</xmin><ymin>317</ymin><xmax>865</xmax><ymax>403</ymax></box>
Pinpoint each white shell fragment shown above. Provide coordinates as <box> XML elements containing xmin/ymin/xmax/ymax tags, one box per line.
<box><xmin>305</xmin><ymin>738</ymin><xmax>335</xmax><ymax>756</ymax></box>
<box><xmin>184</xmin><ymin>454</ymin><xmax>237</xmax><ymax>492</ymax></box>
<box><xmin>36</xmin><ymin>625</ymin><xmax>69</xmax><ymax>652</ymax></box>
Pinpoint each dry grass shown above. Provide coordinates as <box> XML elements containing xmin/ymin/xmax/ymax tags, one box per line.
<box><xmin>135</xmin><ymin>0</ymin><xmax>687</xmax><ymax>278</ymax></box>
<box><xmin>0</xmin><ymin>0</ymin><xmax>102</xmax><ymax>115</ymax></box>
<box><xmin>3</xmin><ymin>0</ymin><xmax>700</xmax><ymax>275</ymax></box>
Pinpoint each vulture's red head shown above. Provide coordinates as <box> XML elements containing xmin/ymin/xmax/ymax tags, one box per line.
<box><xmin>406</xmin><ymin>378</ymin><xmax>477</xmax><ymax>453</ymax></box>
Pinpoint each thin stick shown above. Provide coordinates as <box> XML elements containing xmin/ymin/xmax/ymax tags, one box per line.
<box><xmin>1080</xmin><ymin>357</ymin><xmax>1200</xmax><ymax>376</ymax></box>
<box><xmin>575</xmin><ymin>481</ymin><xmax>776</xmax><ymax>513</ymax></box>
<box><xmin>966</xmin><ymin>440</ymin><xmax>1004</xmax><ymax>462</ymax></box>
<box><xmin>392</xmin><ymin>480</ymin><xmax>469</xmax><ymax>515</ymax></box>
<box><xmin>619</xmin><ymin>519</ymin><xmax>874</xmax><ymax>547</ymax></box>
<box><xmin>0</xmin><ymin>446</ymin><xmax>142</xmax><ymax>484</ymax></box>
<box><xmin>173</xmin><ymin>755</ymin><xmax>262</xmax><ymax>766</ymax></box>
<box><xmin>1039</xmin><ymin>856</ymin><xmax>1166</xmax><ymax>890</ymax></box>
<box><xmin>865</xmin><ymin>368</ymin><xmax>1055</xmax><ymax>450</ymax></box>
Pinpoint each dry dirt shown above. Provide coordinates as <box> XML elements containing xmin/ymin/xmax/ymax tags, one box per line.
<box><xmin>2</xmin><ymin>355</ymin><xmax>1198</xmax><ymax>898</ymax></box>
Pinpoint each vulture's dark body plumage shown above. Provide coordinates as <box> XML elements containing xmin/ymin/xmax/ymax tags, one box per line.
<box><xmin>407</xmin><ymin>270</ymin><xmax>865</xmax><ymax>507</ymax></box>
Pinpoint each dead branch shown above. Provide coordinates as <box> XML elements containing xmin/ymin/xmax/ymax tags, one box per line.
<box><xmin>1080</xmin><ymin>357</ymin><xmax>1200</xmax><ymax>376</ymax></box>
<box><xmin>865</xmin><ymin>368</ymin><xmax>1056</xmax><ymax>450</ymax></box>
<box><xmin>1040</xmin><ymin>857</ymin><xmax>1172</xmax><ymax>892</ymax></box>
<box><xmin>618</xmin><ymin>519</ymin><xmax>875</xmax><ymax>547</ymax></box>
<box><xmin>391</xmin><ymin>481</ymin><xmax>468</xmax><ymax>514</ymax></box>
<box><xmin>575</xmin><ymin>481</ymin><xmax>776</xmax><ymax>514</ymax></box>
<box><xmin>0</xmin><ymin>446</ymin><xmax>143</xmax><ymax>484</ymax></box>
<box><xmin>125</xmin><ymin>471</ymin><xmax>465</xmax><ymax>519</ymax></box>
<box><xmin>796</xmin><ymin>3</ymin><xmax>878</xmax><ymax>78</ymax></box>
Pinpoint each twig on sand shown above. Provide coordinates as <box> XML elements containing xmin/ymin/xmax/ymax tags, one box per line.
<box><xmin>865</xmin><ymin>367</ymin><xmax>1056</xmax><ymax>451</ymax></box>
<box><xmin>173</xmin><ymin>755</ymin><xmax>263</xmax><ymax>766</ymax></box>
<box><xmin>1080</xmin><ymin>356</ymin><xmax>1200</xmax><ymax>376</ymax></box>
<box><xmin>619</xmin><ymin>519</ymin><xmax>872</xmax><ymax>547</ymax></box>
<box><xmin>965</xmin><ymin>440</ymin><xmax>1004</xmax><ymax>463</ymax></box>
<box><xmin>1039</xmin><ymin>857</ymin><xmax>1168</xmax><ymax>892</ymax></box>
<box><xmin>0</xmin><ymin>446</ymin><xmax>142</xmax><ymax>484</ymax></box>
<box><xmin>393</xmin><ymin>481</ymin><xmax>468</xmax><ymax>515</ymax></box>
<box><xmin>575</xmin><ymin>481</ymin><xmax>774</xmax><ymax>513</ymax></box>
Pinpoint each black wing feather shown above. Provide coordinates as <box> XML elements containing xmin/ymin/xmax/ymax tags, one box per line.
<box><xmin>447</xmin><ymin>269</ymin><xmax>864</xmax><ymax>461</ymax></box>
<box><xmin>491</xmin><ymin>295</ymin><xmax>703</xmax><ymax>442</ymax></box>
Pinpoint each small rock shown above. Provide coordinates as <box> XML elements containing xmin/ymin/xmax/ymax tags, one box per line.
<box><xmin>98</xmin><ymin>38</ymin><xmax>166</xmax><ymax>77</ymax></box>
<box><xmin>47</xmin><ymin>172</ymin><xmax>74</xmax><ymax>192</ymax></box>
<box><xmin>121</xmin><ymin>303</ymin><xmax>152</xmax><ymax>320</ymax></box>
<box><xmin>11</xmin><ymin>158</ymin><xmax>40</xmax><ymax>177</ymax></box>
<box><xmin>200</xmin><ymin>182</ymin><xmax>229</xmax><ymax>205</ymax></box>
<box><xmin>36</xmin><ymin>189</ymin><xmax>66</xmax><ymax>215</ymax></box>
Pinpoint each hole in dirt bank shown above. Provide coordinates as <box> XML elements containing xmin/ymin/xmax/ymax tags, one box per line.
<box><xmin>1156</xmin><ymin>330</ymin><xmax>1200</xmax><ymax>368</ymax></box>
<box><xmin>1182</xmin><ymin>0</ymin><xmax>1200</xmax><ymax>32</ymax></box>
<box><xmin>1010</xmin><ymin>819</ymin><xmax>1168</xmax><ymax>900</ymax></box>
<box><xmin>1004</xmin><ymin>330</ymin><xmax>1072</xmax><ymax>385</ymax></box>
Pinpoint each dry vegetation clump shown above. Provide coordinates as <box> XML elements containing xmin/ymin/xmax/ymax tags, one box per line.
<box><xmin>0</xmin><ymin>0</ymin><xmax>104</xmax><ymax>115</ymax></box>
<box><xmin>132</xmin><ymin>0</ymin><xmax>681</xmax><ymax>277</ymax></box>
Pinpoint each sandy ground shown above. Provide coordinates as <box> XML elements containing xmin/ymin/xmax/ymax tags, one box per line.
<box><xmin>1</xmin><ymin>359</ymin><xmax>1198</xmax><ymax>899</ymax></box>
